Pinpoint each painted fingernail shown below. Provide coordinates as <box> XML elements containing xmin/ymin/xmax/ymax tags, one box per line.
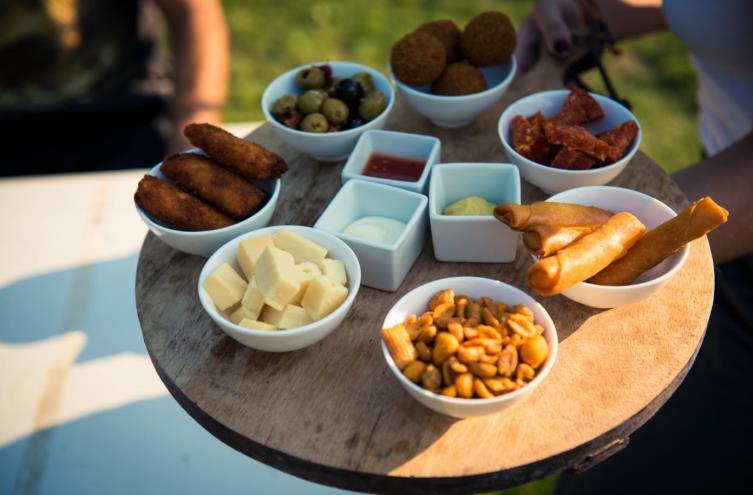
<box><xmin>554</xmin><ymin>39</ymin><xmax>570</xmax><ymax>56</ymax></box>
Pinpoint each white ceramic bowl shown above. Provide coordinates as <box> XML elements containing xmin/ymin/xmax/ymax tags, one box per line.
<box><xmin>429</xmin><ymin>163</ymin><xmax>520</xmax><ymax>263</ymax></box>
<box><xmin>381</xmin><ymin>277</ymin><xmax>558</xmax><ymax>418</ymax></box>
<box><xmin>544</xmin><ymin>186</ymin><xmax>689</xmax><ymax>308</ymax></box>
<box><xmin>135</xmin><ymin>154</ymin><xmax>280</xmax><ymax>257</ymax></box>
<box><xmin>341</xmin><ymin>130</ymin><xmax>441</xmax><ymax>194</ymax></box>
<box><xmin>314</xmin><ymin>179</ymin><xmax>427</xmax><ymax>292</ymax></box>
<box><xmin>390</xmin><ymin>58</ymin><xmax>516</xmax><ymax>129</ymax></box>
<box><xmin>198</xmin><ymin>226</ymin><xmax>361</xmax><ymax>352</ymax></box>
<box><xmin>261</xmin><ymin>61</ymin><xmax>395</xmax><ymax>162</ymax></box>
<box><xmin>498</xmin><ymin>90</ymin><xmax>642</xmax><ymax>194</ymax></box>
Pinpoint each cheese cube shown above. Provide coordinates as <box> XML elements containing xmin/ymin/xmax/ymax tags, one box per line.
<box><xmin>238</xmin><ymin>318</ymin><xmax>277</xmax><ymax>331</ymax></box>
<box><xmin>236</xmin><ymin>235</ymin><xmax>274</xmax><ymax>279</ymax></box>
<box><xmin>230</xmin><ymin>305</ymin><xmax>260</xmax><ymax>324</ymax></box>
<box><xmin>255</xmin><ymin>245</ymin><xmax>300</xmax><ymax>310</ymax></box>
<box><xmin>262</xmin><ymin>304</ymin><xmax>313</xmax><ymax>329</ymax></box>
<box><xmin>203</xmin><ymin>263</ymin><xmax>246</xmax><ymax>311</ymax></box>
<box><xmin>301</xmin><ymin>275</ymin><xmax>349</xmax><ymax>321</ymax></box>
<box><xmin>273</xmin><ymin>229</ymin><xmax>328</xmax><ymax>265</ymax></box>
<box><xmin>290</xmin><ymin>262</ymin><xmax>322</xmax><ymax>304</ymax></box>
<box><xmin>319</xmin><ymin>258</ymin><xmax>347</xmax><ymax>286</ymax></box>
<box><xmin>241</xmin><ymin>277</ymin><xmax>265</xmax><ymax>314</ymax></box>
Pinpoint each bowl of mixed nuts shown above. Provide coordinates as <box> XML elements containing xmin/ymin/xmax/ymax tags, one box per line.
<box><xmin>380</xmin><ymin>276</ymin><xmax>558</xmax><ymax>418</ymax></box>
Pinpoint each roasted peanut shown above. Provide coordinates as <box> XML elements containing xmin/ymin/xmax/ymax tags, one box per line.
<box><xmin>477</xmin><ymin>324</ymin><xmax>502</xmax><ymax>341</ymax></box>
<box><xmin>381</xmin><ymin>324</ymin><xmax>417</xmax><ymax>370</ymax></box>
<box><xmin>429</xmin><ymin>289</ymin><xmax>455</xmax><ymax>310</ymax></box>
<box><xmin>448</xmin><ymin>356</ymin><xmax>468</xmax><ymax>374</ymax></box>
<box><xmin>455</xmin><ymin>372</ymin><xmax>474</xmax><ymax>398</ymax></box>
<box><xmin>455</xmin><ymin>297</ymin><xmax>468</xmax><ymax>321</ymax></box>
<box><xmin>407</xmin><ymin>313</ymin><xmax>433</xmax><ymax>340</ymax></box>
<box><xmin>469</xmin><ymin>362</ymin><xmax>498</xmax><ymax>378</ymax></box>
<box><xmin>432</xmin><ymin>302</ymin><xmax>456</xmax><ymax>328</ymax></box>
<box><xmin>495</xmin><ymin>303</ymin><xmax>508</xmax><ymax>318</ymax></box>
<box><xmin>509</xmin><ymin>333</ymin><xmax>525</xmax><ymax>347</ymax></box>
<box><xmin>482</xmin><ymin>377</ymin><xmax>516</xmax><ymax>395</ymax></box>
<box><xmin>512</xmin><ymin>304</ymin><xmax>535</xmax><ymax>321</ymax></box>
<box><xmin>441</xmin><ymin>386</ymin><xmax>457</xmax><ymax>398</ymax></box>
<box><xmin>467</xmin><ymin>301</ymin><xmax>481</xmax><ymax>322</ymax></box>
<box><xmin>507</xmin><ymin>313</ymin><xmax>538</xmax><ymax>338</ymax></box>
<box><xmin>480</xmin><ymin>296</ymin><xmax>494</xmax><ymax>310</ymax></box>
<box><xmin>416</xmin><ymin>324</ymin><xmax>437</xmax><ymax>343</ymax></box>
<box><xmin>516</xmin><ymin>363</ymin><xmax>536</xmax><ymax>381</ymax></box>
<box><xmin>466</xmin><ymin>337</ymin><xmax>501</xmax><ymax>355</ymax></box>
<box><xmin>479</xmin><ymin>354</ymin><xmax>499</xmax><ymax>365</ymax></box>
<box><xmin>433</xmin><ymin>332</ymin><xmax>460</xmax><ymax>365</ymax></box>
<box><xmin>403</xmin><ymin>360</ymin><xmax>427</xmax><ymax>383</ymax></box>
<box><xmin>447</xmin><ymin>320</ymin><xmax>464</xmax><ymax>342</ymax></box>
<box><xmin>457</xmin><ymin>344</ymin><xmax>485</xmax><ymax>364</ymax></box>
<box><xmin>481</xmin><ymin>308</ymin><xmax>500</xmax><ymax>327</ymax></box>
<box><xmin>473</xmin><ymin>377</ymin><xmax>494</xmax><ymax>399</ymax></box>
<box><xmin>463</xmin><ymin>326</ymin><xmax>479</xmax><ymax>339</ymax></box>
<box><xmin>421</xmin><ymin>364</ymin><xmax>442</xmax><ymax>392</ymax></box>
<box><xmin>497</xmin><ymin>344</ymin><xmax>518</xmax><ymax>377</ymax></box>
<box><xmin>521</xmin><ymin>335</ymin><xmax>549</xmax><ymax>369</ymax></box>
<box><xmin>534</xmin><ymin>324</ymin><xmax>545</xmax><ymax>336</ymax></box>
<box><xmin>415</xmin><ymin>341</ymin><xmax>432</xmax><ymax>362</ymax></box>
<box><xmin>441</xmin><ymin>359</ymin><xmax>455</xmax><ymax>387</ymax></box>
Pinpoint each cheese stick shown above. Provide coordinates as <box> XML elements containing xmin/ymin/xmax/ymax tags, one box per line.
<box><xmin>527</xmin><ymin>212</ymin><xmax>646</xmax><ymax>296</ymax></box>
<box><xmin>494</xmin><ymin>202</ymin><xmax>613</xmax><ymax>231</ymax></box>
<box><xmin>590</xmin><ymin>197</ymin><xmax>728</xmax><ymax>286</ymax></box>
<box><xmin>523</xmin><ymin>225</ymin><xmax>596</xmax><ymax>257</ymax></box>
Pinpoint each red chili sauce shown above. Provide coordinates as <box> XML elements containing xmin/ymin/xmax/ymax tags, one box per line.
<box><xmin>362</xmin><ymin>153</ymin><xmax>426</xmax><ymax>182</ymax></box>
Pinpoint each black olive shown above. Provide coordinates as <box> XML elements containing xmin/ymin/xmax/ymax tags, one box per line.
<box><xmin>335</xmin><ymin>78</ymin><xmax>366</xmax><ymax>112</ymax></box>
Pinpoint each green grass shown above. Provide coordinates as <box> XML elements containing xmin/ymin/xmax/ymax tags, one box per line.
<box><xmin>218</xmin><ymin>2</ymin><xmax>700</xmax><ymax>492</ymax></box>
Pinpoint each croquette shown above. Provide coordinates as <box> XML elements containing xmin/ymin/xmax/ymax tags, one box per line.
<box><xmin>431</xmin><ymin>62</ymin><xmax>488</xmax><ymax>96</ymax></box>
<box><xmin>161</xmin><ymin>153</ymin><xmax>267</xmax><ymax>218</ymax></box>
<box><xmin>134</xmin><ymin>175</ymin><xmax>235</xmax><ymax>231</ymax></box>
<box><xmin>417</xmin><ymin>20</ymin><xmax>463</xmax><ymax>63</ymax></box>
<box><xmin>184</xmin><ymin>123</ymin><xmax>288</xmax><ymax>181</ymax></box>
<box><xmin>390</xmin><ymin>31</ymin><xmax>446</xmax><ymax>86</ymax></box>
<box><xmin>461</xmin><ymin>11</ymin><xmax>516</xmax><ymax>67</ymax></box>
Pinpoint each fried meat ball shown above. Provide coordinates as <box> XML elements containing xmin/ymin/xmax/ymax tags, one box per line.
<box><xmin>431</xmin><ymin>62</ymin><xmax>488</xmax><ymax>96</ymax></box>
<box><xmin>417</xmin><ymin>20</ymin><xmax>463</xmax><ymax>63</ymax></box>
<box><xmin>461</xmin><ymin>11</ymin><xmax>516</xmax><ymax>67</ymax></box>
<box><xmin>390</xmin><ymin>31</ymin><xmax>446</xmax><ymax>86</ymax></box>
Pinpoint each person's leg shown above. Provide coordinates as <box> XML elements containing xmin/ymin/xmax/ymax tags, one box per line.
<box><xmin>556</xmin><ymin>255</ymin><xmax>753</xmax><ymax>495</ymax></box>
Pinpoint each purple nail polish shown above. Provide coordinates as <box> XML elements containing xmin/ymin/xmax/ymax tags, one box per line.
<box><xmin>554</xmin><ymin>39</ymin><xmax>570</xmax><ymax>56</ymax></box>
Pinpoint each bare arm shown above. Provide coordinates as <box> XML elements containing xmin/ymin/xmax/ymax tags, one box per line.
<box><xmin>516</xmin><ymin>0</ymin><xmax>667</xmax><ymax>74</ymax></box>
<box><xmin>152</xmin><ymin>0</ymin><xmax>229</xmax><ymax>152</ymax></box>
<box><xmin>672</xmin><ymin>132</ymin><xmax>753</xmax><ymax>263</ymax></box>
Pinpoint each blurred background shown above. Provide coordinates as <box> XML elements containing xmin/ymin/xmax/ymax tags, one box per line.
<box><xmin>1</xmin><ymin>1</ymin><xmax>700</xmax><ymax>494</ymax></box>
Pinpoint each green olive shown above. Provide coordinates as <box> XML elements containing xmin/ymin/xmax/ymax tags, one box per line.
<box><xmin>358</xmin><ymin>90</ymin><xmax>387</xmax><ymax>121</ymax></box>
<box><xmin>300</xmin><ymin>113</ymin><xmax>329</xmax><ymax>133</ymax></box>
<box><xmin>295</xmin><ymin>66</ymin><xmax>326</xmax><ymax>89</ymax></box>
<box><xmin>351</xmin><ymin>72</ymin><xmax>374</xmax><ymax>94</ymax></box>
<box><xmin>270</xmin><ymin>93</ymin><xmax>298</xmax><ymax>115</ymax></box>
<box><xmin>297</xmin><ymin>89</ymin><xmax>326</xmax><ymax>115</ymax></box>
<box><xmin>321</xmin><ymin>98</ymin><xmax>349</xmax><ymax>125</ymax></box>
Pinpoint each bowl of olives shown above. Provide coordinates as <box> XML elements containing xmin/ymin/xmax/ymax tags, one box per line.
<box><xmin>262</xmin><ymin>61</ymin><xmax>395</xmax><ymax>162</ymax></box>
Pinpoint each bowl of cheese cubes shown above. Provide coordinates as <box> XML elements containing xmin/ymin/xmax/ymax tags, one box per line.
<box><xmin>198</xmin><ymin>225</ymin><xmax>361</xmax><ymax>352</ymax></box>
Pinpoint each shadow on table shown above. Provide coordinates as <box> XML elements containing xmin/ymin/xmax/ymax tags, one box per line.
<box><xmin>0</xmin><ymin>254</ymin><xmax>353</xmax><ymax>494</ymax></box>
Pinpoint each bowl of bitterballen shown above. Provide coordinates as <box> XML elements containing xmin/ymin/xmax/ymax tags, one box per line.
<box><xmin>381</xmin><ymin>277</ymin><xmax>557</xmax><ymax>418</ymax></box>
<box><xmin>499</xmin><ymin>87</ymin><xmax>641</xmax><ymax>194</ymax></box>
<box><xmin>134</xmin><ymin>123</ymin><xmax>286</xmax><ymax>257</ymax></box>
<box><xmin>199</xmin><ymin>226</ymin><xmax>361</xmax><ymax>352</ymax></box>
<box><xmin>262</xmin><ymin>61</ymin><xmax>394</xmax><ymax>162</ymax></box>
<box><xmin>389</xmin><ymin>12</ymin><xmax>517</xmax><ymax>128</ymax></box>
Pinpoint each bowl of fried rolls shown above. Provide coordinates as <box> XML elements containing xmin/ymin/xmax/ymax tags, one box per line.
<box><xmin>498</xmin><ymin>88</ymin><xmax>641</xmax><ymax>194</ymax></box>
<box><xmin>495</xmin><ymin>186</ymin><xmax>728</xmax><ymax>308</ymax></box>
<box><xmin>134</xmin><ymin>123</ymin><xmax>287</xmax><ymax>257</ymax></box>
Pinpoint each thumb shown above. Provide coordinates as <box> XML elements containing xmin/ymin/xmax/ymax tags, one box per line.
<box><xmin>533</xmin><ymin>7</ymin><xmax>572</xmax><ymax>58</ymax></box>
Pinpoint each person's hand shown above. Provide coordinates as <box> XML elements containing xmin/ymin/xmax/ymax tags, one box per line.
<box><xmin>515</xmin><ymin>0</ymin><xmax>584</xmax><ymax>74</ymax></box>
<box><xmin>168</xmin><ymin>106</ymin><xmax>223</xmax><ymax>154</ymax></box>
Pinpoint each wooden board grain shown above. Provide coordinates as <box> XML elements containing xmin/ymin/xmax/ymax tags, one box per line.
<box><xmin>135</xmin><ymin>56</ymin><xmax>714</xmax><ymax>494</ymax></box>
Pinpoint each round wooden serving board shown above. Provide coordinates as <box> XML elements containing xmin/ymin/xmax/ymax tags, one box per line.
<box><xmin>136</xmin><ymin>58</ymin><xmax>714</xmax><ymax>494</ymax></box>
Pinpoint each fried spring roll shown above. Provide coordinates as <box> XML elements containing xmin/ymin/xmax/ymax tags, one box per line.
<box><xmin>134</xmin><ymin>175</ymin><xmax>235</xmax><ymax>231</ymax></box>
<box><xmin>161</xmin><ymin>153</ymin><xmax>267</xmax><ymax>218</ymax></box>
<box><xmin>494</xmin><ymin>202</ymin><xmax>613</xmax><ymax>231</ymax></box>
<box><xmin>590</xmin><ymin>197</ymin><xmax>728</xmax><ymax>286</ymax></box>
<box><xmin>527</xmin><ymin>212</ymin><xmax>646</xmax><ymax>296</ymax></box>
<box><xmin>184</xmin><ymin>123</ymin><xmax>288</xmax><ymax>180</ymax></box>
<box><xmin>523</xmin><ymin>225</ymin><xmax>596</xmax><ymax>257</ymax></box>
